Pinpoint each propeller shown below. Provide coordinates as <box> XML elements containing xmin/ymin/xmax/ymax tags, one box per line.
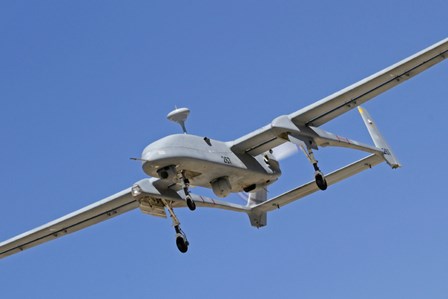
<box><xmin>272</xmin><ymin>142</ymin><xmax>299</xmax><ymax>161</ymax></box>
<box><xmin>237</xmin><ymin>142</ymin><xmax>300</xmax><ymax>204</ymax></box>
<box><xmin>240</xmin><ymin>141</ymin><xmax>310</xmax><ymax>202</ymax></box>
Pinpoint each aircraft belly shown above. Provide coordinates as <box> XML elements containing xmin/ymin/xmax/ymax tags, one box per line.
<box><xmin>185</xmin><ymin>159</ymin><xmax>277</xmax><ymax>192</ymax></box>
<box><xmin>142</xmin><ymin>147</ymin><xmax>279</xmax><ymax>192</ymax></box>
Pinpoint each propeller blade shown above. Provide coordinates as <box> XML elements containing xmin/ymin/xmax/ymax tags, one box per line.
<box><xmin>272</xmin><ymin>142</ymin><xmax>298</xmax><ymax>160</ymax></box>
<box><xmin>237</xmin><ymin>192</ymin><xmax>249</xmax><ymax>203</ymax></box>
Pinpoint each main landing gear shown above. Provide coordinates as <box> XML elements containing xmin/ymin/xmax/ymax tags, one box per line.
<box><xmin>291</xmin><ymin>136</ymin><xmax>328</xmax><ymax>191</ymax></box>
<box><xmin>175</xmin><ymin>225</ymin><xmax>189</xmax><ymax>253</ymax></box>
<box><xmin>305</xmin><ymin>147</ymin><xmax>328</xmax><ymax>191</ymax></box>
<box><xmin>162</xmin><ymin>199</ymin><xmax>190</xmax><ymax>253</ymax></box>
<box><xmin>180</xmin><ymin>172</ymin><xmax>196</xmax><ymax>211</ymax></box>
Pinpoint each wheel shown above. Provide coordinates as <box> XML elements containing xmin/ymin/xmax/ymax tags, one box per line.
<box><xmin>186</xmin><ymin>195</ymin><xmax>196</xmax><ymax>211</ymax></box>
<box><xmin>315</xmin><ymin>172</ymin><xmax>327</xmax><ymax>190</ymax></box>
<box><xmin>176</xmin><ymin>234</ymin><xmax>189</xmax><ymax>253</ymax></box>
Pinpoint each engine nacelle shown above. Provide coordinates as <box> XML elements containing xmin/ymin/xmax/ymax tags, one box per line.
<box><xmin>210</xmin><ymin>176</ymin><xmax>231</xmax><ymax>198</ymax></box>
<box><xmin>157</xmin><ymin>165</ymin><xmax>177</xmax><ymax>181</ymax></box>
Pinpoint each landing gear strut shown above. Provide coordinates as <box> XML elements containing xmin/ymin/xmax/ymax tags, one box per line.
<box><xmin>162</xmin><ymin>199</ymin><xmax>189</xmax><ymax>253</ymax></box>
<box><xmin>304</xmin><ymin>146</ymin><xmax>328</xmax><ymax>191</ymax></box>
<box><xmin>290</xmin><ymin>136</ymin><xmax>328</xmax><ymax>191</ymax></box>
<box><xmin>180</xmin><ymin>172</ymin><xmax>196</xmax><ymax>211</ymax></box>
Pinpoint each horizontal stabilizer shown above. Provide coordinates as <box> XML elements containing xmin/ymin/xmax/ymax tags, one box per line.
<box><xmin>253</xmin><ymin>154</ymin><xmax>384</xmax><ymax>213</ymax></box>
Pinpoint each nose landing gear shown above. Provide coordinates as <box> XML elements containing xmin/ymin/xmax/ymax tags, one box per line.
<box><xmin>185</xmin><ymin>193</ymin><xmax>196</xmax><ymax>211</ymax></box>
<box><xmin>180</xmin><ymin>172</ymin><xmax>196</xmax><ymax>211</ymax></box>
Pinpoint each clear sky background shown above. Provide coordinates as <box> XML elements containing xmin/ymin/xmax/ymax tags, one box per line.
<box><xmin>1</xmin><ymin>1</ymin><xmax>447</xmax><ymax>298</ymax></box>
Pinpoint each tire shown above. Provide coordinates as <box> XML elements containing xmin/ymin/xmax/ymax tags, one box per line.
<box><xmin>186</xmin><ymin>196</ymin><xmax>196</xmax><ymax>211</ymax></box>
<box><xmin>176</xmin><ymin>235</ymin><xmax>189</xmax><ymax>253</ymax></box>
<box><xmin>315</xmin><ymin>172</ymin><xmax>328</xmax><ymax>190</ymax></box>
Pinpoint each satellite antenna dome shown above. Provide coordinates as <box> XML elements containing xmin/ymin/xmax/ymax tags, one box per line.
<box><xmin>167</xmin><ymin>107</ymin><xmax>190</xmax><ymax>133</ymax></box>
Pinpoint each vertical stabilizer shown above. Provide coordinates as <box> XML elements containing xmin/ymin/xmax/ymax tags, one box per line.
<box><xmin>247</xmin><ymin>189</ymin><xmax>267</xmax><ymax>228</ymax></box>
<box><xmin>358</xmin><ymin>106</ymin><xmax>401</xmax><ymax>168</ymax></box>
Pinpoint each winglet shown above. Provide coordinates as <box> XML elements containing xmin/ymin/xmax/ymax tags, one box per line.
<box><xmin>358</xmin><ymin>106</ymin><xmax>401</xmax><ymax>168</ymax></box>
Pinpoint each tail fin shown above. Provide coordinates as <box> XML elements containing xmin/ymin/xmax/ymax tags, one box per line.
<box><xmin>247</xmin><ymin>189</ymin><xmax>267</xmax><ymax>228</ymax></box>
<box><xmin>358</xmin><ymin>106</ymin><xmax>401</xmax><ymax>169</ymax></box>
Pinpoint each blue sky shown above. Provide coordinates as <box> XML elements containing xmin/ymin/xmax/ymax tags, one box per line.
<box><xmin>1</xmin><ymin>1</ymin><xmax>447</xmax><ymax>298</ymax></box>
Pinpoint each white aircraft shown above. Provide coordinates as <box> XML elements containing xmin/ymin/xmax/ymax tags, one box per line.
<box><xmin>1</xmin><ymin>38</ymin><xmax>447</xmax><ymax>256</ymax></box>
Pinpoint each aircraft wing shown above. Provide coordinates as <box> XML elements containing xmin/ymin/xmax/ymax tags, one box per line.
<box><xmin>0</xmin><ymin>178</ymin><xmax>251</xmax><ymax>259</ymax></box>
<box><xmin>231</xmin><ymin>38</ymin><xmax>448</xmax><ymax>155</ymax></box>
<box><xmin>289</xmin><ymin>38</ymin><xmax>448</xmax><ymax>127</ymax></box>
<box><xmin>252</xmin><ymin>154</ymin><xmax>384</xmax><ymax>213</ymax></box>
<box><xmin>0</xmin><ymin>188</ymin><xmax>138</xmax><ymax>259</ymax></box>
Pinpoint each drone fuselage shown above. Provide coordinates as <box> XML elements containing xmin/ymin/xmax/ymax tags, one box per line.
<box><xmin>141</xmin><ymin>134</ymin><xmax>281</xmax><ymax>195</ymax></box>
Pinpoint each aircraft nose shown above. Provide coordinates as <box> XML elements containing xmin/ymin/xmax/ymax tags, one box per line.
<box><xmin>141</xmin><ymin>143</ymin><xmax>157</xmax><ymax>161</ymax></box>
